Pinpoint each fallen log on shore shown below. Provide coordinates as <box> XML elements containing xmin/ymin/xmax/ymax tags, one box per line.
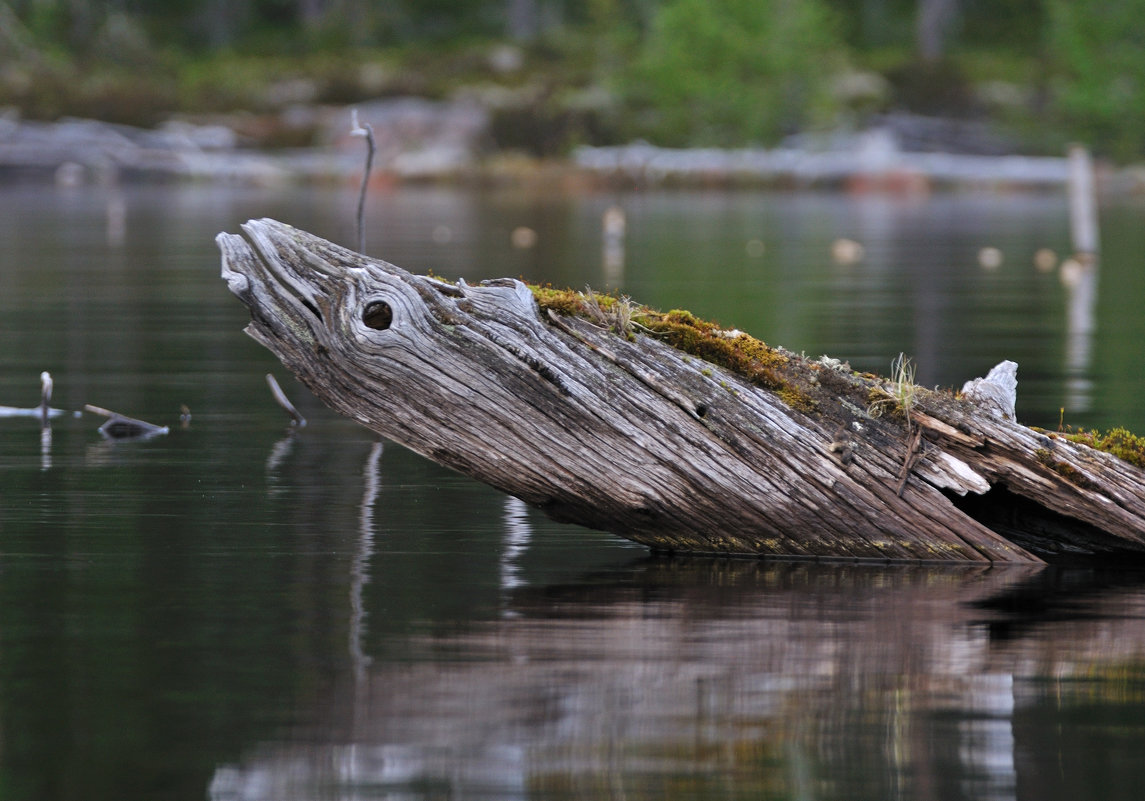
<box><xmin>218</xmin><ymin>219</ymin><xmax>1145</xmax><ymax>564</ymax></box>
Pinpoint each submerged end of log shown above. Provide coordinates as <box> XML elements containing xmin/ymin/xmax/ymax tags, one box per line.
<box><xmin>217</xmin><ymin>218</ymin><xmax>1145</xmax><ymax>565</ymax></box>
<box><xmin>84</xmin><ymin>404</ymin><xmax>169</xmax><ymax>440</ymax></box>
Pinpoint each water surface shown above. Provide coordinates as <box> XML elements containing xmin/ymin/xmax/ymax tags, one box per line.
<box><xmin>2</xmin><ymin>183</ymin><xmax>1145</xmax><ymax>800</ymax></box>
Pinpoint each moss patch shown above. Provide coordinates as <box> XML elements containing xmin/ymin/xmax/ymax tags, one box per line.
<box><xmin>1058</xmin><ymin>427</ymin><xmax>1145</xmax><ymax>470</ymax></box>
<box><xmin>531</xmin><ymin>285</ymin><xmax>589</xmax><ymax>318</ymax></box>
<box><xmin>531</xmin><ymin>285</ymin><xmax>816</xmax><ymax>411</ymax></box>
<box><xmin>1034</xmin><ymin>448</ymin><xmax>1099</xmax><ymax>489</ymax></box>
<box><xmin>641</xmin><ymin>310</ymin><xmax>790</xmax><ymax>390</ymax></box>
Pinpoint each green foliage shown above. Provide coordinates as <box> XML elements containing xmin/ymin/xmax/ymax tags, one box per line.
<box><xmin>14</xmin><ymin>0</ymin><xmax>1145</xmax><ymax>160</ymax></box>
<box><xmin>622</xmin><ymin>0</ymin><xmax>846</xmax><ymax>146</ymax></box>
<box><xmin>1045</xmin><ymin>0</ymin><xmax>1145</xmax><ymax>159</ymax></box>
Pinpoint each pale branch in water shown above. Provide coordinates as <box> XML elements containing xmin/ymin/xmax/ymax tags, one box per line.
<box><xmin>266</xmin><ymin>373</ymin><xmax>307</xmax><ymax>427</ymax></box>
<box><xmin>83</xmin><ymin>404</ymin><xmax>169</xmax><ymax>440</ymax></box>
<box><xmin>0</xmin><ymin>371</ymin><xmax>71</xmax><ymax>422</ymax></box>
<box><xmin>217</xmin><ymin>218</ymin><xmax>1145</xmax><ymax>564</ymax></box>
<box><xmin>39</xmin><ymin>370</ymin><xmax>52</xmax><ymax>426</ymax></box>
<box><xmin>1</xmin><ymin>374</ymin><xmax>173</xmax><ymax>439</ymax></box>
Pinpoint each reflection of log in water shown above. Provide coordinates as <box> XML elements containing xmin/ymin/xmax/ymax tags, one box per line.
<box><xmin>209</xmin><ymin>560</ymin><xmax>1145</xmax><ymax>801</ymax></box>
<box><xmin>350</xmin><ymin>440</ymin><xmax>383</xmax><ymax>693</ymax></box>
<box><xmin>499</xmin><ymin>495</ymin><xmax>532</xmax><ymax>597</ymax></box>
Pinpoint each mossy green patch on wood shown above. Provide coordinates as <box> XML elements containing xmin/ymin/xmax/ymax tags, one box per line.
<box><xmin>640</xmin><ymin>310</ymin><xmax>790</xmax><ymax>390</ymax></box>
<box><xmin>531</xmin><ymin>285</ymin><xmax>594</xmax><ymax>318</ymax></box>
<box><xmin>777</xmin><ymin>385</ymin><xmax>817</xmax><ymax>414</ymax></box>
<box><xmin>530</xmin><ymin>285</ymin><xmax>817</xmax><ymax>412</ymax></box>
<box><xmin>1034</xmin><ymin>447</ymin><xmax>1099</xmax><ymax>489</ymax></box>
<box><xmin>1056</xmin><ymin>427</ymin><xmax>1145</xmax><ymax>470</ymax></box>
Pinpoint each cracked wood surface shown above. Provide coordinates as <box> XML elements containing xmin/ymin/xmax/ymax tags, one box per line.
<box><xmin>218</xmin><ymin>219</ymin><xmax>1145</xmax><ymax>563</ymax></box>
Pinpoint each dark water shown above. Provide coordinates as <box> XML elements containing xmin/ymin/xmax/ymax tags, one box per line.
<box><xmin>3</xmin><ymin>182</ymin><xmax>1145</xmax><ymax>800</ymax></box>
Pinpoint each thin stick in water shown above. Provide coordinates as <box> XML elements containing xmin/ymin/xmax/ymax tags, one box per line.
<box><xmin>350</xmin><ymin>108</ymin><xmax>376</xmax><ymax>255</ymax></box>
<box><xmin>266</xmin><ymin>373</ymin><xmax>306</xmax><ymax>427</ymax></box>
<box><xmin>39</xmin><ymin>371</ymin><xmax>52</xmax><ymax>427</ymax></box>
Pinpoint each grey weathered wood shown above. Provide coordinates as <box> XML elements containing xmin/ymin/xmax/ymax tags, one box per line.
<box><xmin>960</xmin><ymin>360</ymin><xmax>1017</xmax><ymax>421</ymax></box>
<box><xmin>0</xmin><ymin>371</ymin><xmax>68</xmax><ymax>422</ymax></box>
<box><xmin>218</xmin><ymin>218</ymin><xmax>1145</xmax><ymax>564</ymax></box>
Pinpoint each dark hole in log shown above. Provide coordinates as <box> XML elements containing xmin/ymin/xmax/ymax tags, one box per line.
<box><xmin>947</xmin><ymin>485</ymin><xmax>1145</xmax><ymax>564</ymax></box>
<box><xmin>362</xmin><ymin>300</ymin><xmax>393</xmax><ymax>330</ymax></box>
<box><xmin>300</xmin><ymin>296</ymin><xmax>322</xmax><ymax>322</ymax></box>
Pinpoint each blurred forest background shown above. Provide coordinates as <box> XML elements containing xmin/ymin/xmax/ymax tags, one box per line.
<box><xmin>0</xmin><ymin>0</ymin><xmax>1142</xmax><ymax>161</ymax></box>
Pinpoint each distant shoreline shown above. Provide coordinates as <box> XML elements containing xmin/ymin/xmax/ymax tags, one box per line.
<box><xmin>2</xmin><ymin>110</ymin><xmax>1139</xmax><ymax>194</ymax></box>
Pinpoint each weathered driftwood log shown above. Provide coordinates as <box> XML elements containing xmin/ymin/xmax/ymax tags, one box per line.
<box><xmin>218</xmin><ymin>219</ymin><xmax>1145</xmax><ymax>564</ymax></box>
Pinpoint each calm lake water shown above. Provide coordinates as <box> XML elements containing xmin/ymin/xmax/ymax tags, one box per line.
<box><xmin>3</xmin><ymin>181</ymin><xmax>1145</xmax><ymax>800</ymax></box>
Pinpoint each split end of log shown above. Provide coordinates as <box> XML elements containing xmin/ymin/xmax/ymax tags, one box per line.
<box><xmin>960</xmin><ymin>360</ymin><xmax>1018</xmax><ymax>421</ymax></box>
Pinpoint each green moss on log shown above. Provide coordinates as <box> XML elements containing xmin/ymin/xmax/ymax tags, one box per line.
<box><xmin>531</xmin><ymin>285</ymin><xmax>589</xmax><ymax>318</ymax></box>
<box><xmin>1059</xmin><ymin>427</ymin><xmax>1145</xmax><ymax>469</ymax></box>
<box><xmin>1034</xmin><ymin>447</ymin><xmax>1099</xmax><ymax>489</ymax></box>
<box><xmin>531</xmin><ymin>285</ymin><xmax>816</xmax><ymax>412</ymax></box>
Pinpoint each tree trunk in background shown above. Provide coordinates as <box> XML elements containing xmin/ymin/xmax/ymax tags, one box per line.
<box><xmin>339</xmin><ymin>0</ymin><xmax>371</xmax><ymax>46</ymax></box>
<box><xmin>297</xmin><ymin>0</ymin><xmax>328</xmax><ymax>26</ymax></box>
<box><xmin>917</xmin><ymin>0</ymin><xmax>959</xmax><ymax>61</ymax></box>
<box><xmin>67</xmin><ymin>0</ymin><xmax>94</xmax><ymax>50</ymax></box>
<box><xmin>507</xmin><ymin>0</ymin><xmax>538</xmax><ymax>42</ymax></box>
<box><xmin>203</xmin><ymin>0</ymin><xmax>243</xmax><ymax>48</ymax></box>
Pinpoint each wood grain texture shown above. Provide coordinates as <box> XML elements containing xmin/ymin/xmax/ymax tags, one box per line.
<box><xmin>219</xmin><ymin>219</ymin><xmax>1145</xmax><ymax>564</ymax></box>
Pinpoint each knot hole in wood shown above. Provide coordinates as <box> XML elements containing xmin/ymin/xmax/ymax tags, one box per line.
<box><xmin>362</xmin><ymin>300</ymin><xmax>393</xmax><ymax>330</ymax></box>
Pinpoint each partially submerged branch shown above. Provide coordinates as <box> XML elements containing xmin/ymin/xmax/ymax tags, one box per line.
<box><xmin>0</xmin><ymin>371</ymin><xmax>69</xmax><ymax>422</ymax></box>
<box><xmin>39</xmin><ymin>370</ymin><xmax>53</xmax><ymax>426</ymax></box>
<box><xmin>266</xmin><ymin>373</ymin><xmax>306</xmax><ymax>427</ymax></box>
<box><xmin>84</xmin><ymin>404</ymin><xmax>169</xmax><ymax>440</ymax></box>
